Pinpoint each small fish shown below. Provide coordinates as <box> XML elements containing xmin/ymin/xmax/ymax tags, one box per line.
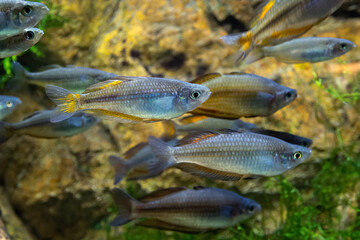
<box><xmin>165</xmin><ymin>115</ymin><xmax>257</xmax><ymax>134</ymax></box>
<box><xmin>0</xmin><ymin>95</ymin><xmax>21</xmax><ymax>120</ymax></box>
<box><xmin>0</xmin><ymin>0</ymin><xmax>49</xmax><ymax>40</ymax></box>
<box><xmin>111</xmin><ymin>186</ymin><xmax>261</xmax><ymax>233</ymax></box>
<box><xmin>245</xmin><ymin>37</ymin><xmax>356</xmax><ymax>64</ymax></box>
<box><xmin>148</xmin><ymin>130</ymin><xmax>312</xmax><ymax>181</ymax></box>
<box><xmin>250</xmin><ymin>129</ymin><xmax>313</xmax><ymax>147</ymax></box>
<box><xmin>0</xmin><ymin>109</ymin><xmax>99</xmax><ymax>144</ymax></box>
<box><xmin>9</xmin><ymin>61</ymin><xmax>119</xmax><ymax>92</ymax></box>
<box><xmin>221</xmin><ymin>0</ymin><xmax>346</xmax><ymax>61</ymax></box>
<box><xmin>109</xmin><ymin>139</ymin><xmax>178</xmax><ymax>184</ymax></box>
<box><xmin>190</xmin><ymin>72</ymin><xmax>297</xmax><ymax>119</ymax></box>
<box><xmin>45</xmin><ymin>77</ymin><xmax>211</xmax><ymax>123</ymax></box>
<box><xmin>0</xmin><ymin>27</ymin><xmax>43</xmax><ymax>58</ymax></box>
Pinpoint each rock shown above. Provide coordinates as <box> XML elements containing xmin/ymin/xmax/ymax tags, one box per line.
<box><xmin>0</xmin><ymin>0</ymin><xmax>359</xmax><ymax>239</ymax></box>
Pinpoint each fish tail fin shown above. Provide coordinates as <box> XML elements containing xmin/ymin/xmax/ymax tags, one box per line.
<box><xmin>0</xmin><ymin>121</ymin><xmax>14</xmax><ymax>144</ymax></box>
<box><xmin>108</xmin><ymin>156</ymin><xmax>129</xmax><ymax>184</ymax></box>
<box><xmin>110</xmin><ymin>188</ymin><xmax>137</xmax><ymax>226</ymax></box>
<box><xmin>7</xmin><ymin>61</ymin><xmax>28</xmax><ymax>90</ymax></box>
<box><xmin>221</xmin><ymin>31</ymin><xmax>253</xmax><ymax>62</ymax></box>
<box><xmin>147</xmin><ymin>136</ymin><xmax>175</xmax><ymax>175</ymax></box>
<box><xmin>45</xmin><ymin>85</ymin><xmax>81</xmax><ymax>123</ymax></box>
<box><xmin>243</xmin><ymin>47</ymin><xmax>265</xmax><ymax>64</ymax></box>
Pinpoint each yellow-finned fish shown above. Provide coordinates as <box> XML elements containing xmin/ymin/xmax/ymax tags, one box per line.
<box><xmin>189</xmin><ymin>72</ymin><xmax>297</xmax><ymax>119</ymax></box>
<box><xmin>110</xmin><ymin>187</ymin><xmax>261</xmax><ymax>233</ymax></box>
<box><xmin>45</xmin><ymin>76</ymin><xmax>211</xmax><ymax>123</ymax></box>
<box><xmin>221</xmin><ymin>0</ymin><xmax>346</xmax><ymax>62</ymax></box>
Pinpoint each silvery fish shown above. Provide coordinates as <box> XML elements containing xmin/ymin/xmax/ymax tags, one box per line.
<box><xmin>190</xmin><ymin>72</ymin><xmax>297</xmax><ymax>119</ymax></box>
<box><xmin>245</xmin><ymin>37</ymin><xmax>356</xmax><ymax>64</ymax></box>
<box><xmin>0</xmin><ymin>0</ymin><xmax>49</xmax><ymax>39</ymax></box>
<box><xmin>0</xmin><ymin>95</ymin><xmax>21</xmax><ymax>120</ymax></box>
<box><xmin>0</xmin><ymin>110</ymin><xmax>99</xmax><ymax>144</ymax></box>
<box><xmin>9</xmin><ymin>61</ymin><xmax>119</xmax><ymax>93</ymax></box>
<box><xmin>45</xmin><ymin>77</ymin><xmax>211</xmax><ymax>123</ymax></box>
<box><xmin>148</xmin><ymin>130</ymin><xmax>312</xmax><ymax>180</ymax></box>
<box><xmin>0</xmin><ymin>27</ymin><xmax>43</xmax><ymax>58</ymax></box>
<box><xmin>109</xmin><ymin>139</ymin><xmax>178</xmax><ymax>184</ymax></box>
<box><xmin>111</xmin><ymin>187</ymin><xmax>261</xmax><ymax>233</ymax></box>
<box><xmin>221</xmin><ymin>0</ymin><xmax>346</xmax><ymax>62</ymax></box>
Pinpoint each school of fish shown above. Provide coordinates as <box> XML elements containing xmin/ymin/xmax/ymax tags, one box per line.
<box><xmin>0</xmin><ymin>0</ymin><xmax>354</xmax><ymax>235</ymax></box>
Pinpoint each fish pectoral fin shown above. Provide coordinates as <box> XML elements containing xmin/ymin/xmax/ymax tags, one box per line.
<box><xmin>189</xmin><ymin>72</ymin><xmax>222</xmax><ymax>84</ymax></box>
<box><xmin>139</xmin><ymin>187</ymin><xmax>188</xmax><ymax>202</ymax></box>
<box><xmin>137</xmin><ymin>219</ymin><xmax>204</xmax><ymax>233</ymax></box>
<box><xmin>175</xmin><ymin>163</ymin><xmax>243</xmax><ymax>181</ymax></box>
<box><xmin>83</xmin><ymin>80</ymin><xmax>124</xmax><ymax>93</ymax></box>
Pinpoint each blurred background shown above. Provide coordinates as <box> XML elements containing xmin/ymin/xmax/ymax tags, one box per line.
<box><xmin>0</xmin><ymin>0</ymin><xmax>359</xmax><ymax>239</ymax></box>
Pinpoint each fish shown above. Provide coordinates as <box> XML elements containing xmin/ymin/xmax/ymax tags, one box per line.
<box><xmin>0</xmin><ymin>95</ymin><xmax>22</xmax><ymax>120</ymax></box>
<box><xmin>8</xmin><ymin>61</ymin><xmax>119</xmax><ymax>92</ymax></box>
<box><xmin>221</xmin><ymin>0</ymin><xmax>346</xmax><ymax>62</ymax></box>
<box><xmin>110</xmin><ymin>186</ymin><xmax>261</xmax><ymax>233</ymax></box>
<box><xmin>109</xmin><ymin>139</ymin><xmax>178</xmax><ymax>184</ymax></box>
<box><xmin>0</xmin><ymin>0</ymin><xmax>49</xmax><ymax>40</ymax></box>
<box><xmin>245</xmin><ymin>37</ymin><xmax>356</xmax><ymax>64</ymax></box>
<box><xmin>0</xmin><ymin>109</ymin><xmax>99</xmax><ymax>144</ymax></box>
<box><xmin>189</xmin><ymin>72</ymin><xmax>297</xmax><ymax>119</ymax></box>
<box><xmin>45</xmin><ymin>77</ymin><xmax>211</xmax><ymax>123</ymax></box>
<box><xmin>168</xmin><ymin>115</ymin><xmax>258</xmax><ymax>133</ymax></box>
<box><xmin>147</xmin><ymin>130</ymin><xmax>312</xmax><ymax>181</ymax></box>
<box><xmin>0</xmin><ymin>27</ymin><xmax>43</xmax><ymax>58</ymax></box>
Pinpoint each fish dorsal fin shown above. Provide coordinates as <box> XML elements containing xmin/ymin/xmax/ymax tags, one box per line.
<box><xmin>65</xmin><ymin>65</ymin><xmax>77</xmax><ymax>68</ymax></box>
<box><xmin>189</xmin><ymin>73</ymin><xmax>222</xmax><ymax>84</ymax></box>
<box><xmin>226</xmin><ymin>72</ymin><xmax>247</xmax><ymax>76</ymax></box>
<box><xmin>83</xmin><ymin>80</ymin><xmax>124</xmax><ymax>93</ymax></box>
<box><xmin>22</xmin><ymin>110</ymin><xmax>43</xmax><ymax>120</ymax></box>
<box><xmin>193</xmin><ymin>186</ymin><xmax>207</xmax><ymax>190</ymax></box>
<box><xmin>176</xmin><ymin>131</ymin><xmax>219</xmax><ymax>146</ymax></box>
<box><xmin>38</xmin><ymin>64</ymin><xmax>63</xmax><ymax>71</ymax></box>
<box><xmin>217</xmin><ymin>128</ymin><xmax>246</xmax><ymax>134</ymax></box>
<box><xmin>140</xmin><ymin>187</ymin><xmax>188</xmax><ymax>202</ymax></box>
<box><xmin>178</xmin><ymin>115</ymin><xmax>208</xmax><ymax>125</ymax></box>
<box><xmin>123</xmin><ymin>142</ymin><xmax>149</xmax><ymax>160</ymax></box>
<box><xmin>137</xmin><ymin>219</ymin><xmax>203</xmax><ymax>233</ymax></box>
<box><xmin>251</xmin><ymin>0</ymin><xmax>276</xmax><ymax>27</ymax></box>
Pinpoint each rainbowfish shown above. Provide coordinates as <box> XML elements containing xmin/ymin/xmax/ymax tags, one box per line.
<box><xmin>45</xmin><ymin>77</ymin><xmax>211</xmax><ymax>123</ymax></box>
<box><xmin>0</xmin><ymin>109</ymin><xmax>98</xmax><ymax>144</ymax></box>
<box><xmin>148</xmin><ymin>130</ymin><xmax>312</xmax><ymax>180</ymax></box>
<box><xmin>109</xmin><ymin>139</ymin><xmax>178</xmax><ymax>184</ymax></box>
<box><xmin>9</xmin><ymin>61</ymin><xmax>118</xmax><ymax>93</ymax></box>
<box><xmin>0</xmin><ymin>0</ymin><xmax>48</xmax><ymax>40</ymax></box>
<box><xmin>190</xmin><ymin>72</ymin><xmax>297</xmax><ymax>119</ymax></box>
<box><xmin>0</xmin><ymin>95</ymin><xmax>21</xmax><ymax>120</ymax></box>
<box><xmin>0</xmin><ymin>27</ymin><xmax>43</xmax><ymax>58</ymax></box>
<box><xmin>245</xmin><ymin>37</ymin><xmax>356</xmax><ymax>64</ymax></box>
<box><xmin>221</xmin><ymin>0</ymin><xmax>346</xmax><ymax>61</ymax></box>
<box><xmin>111</xmin><ymin>186</ymin><xmax>261</xmax><ymax>233</ymax></box>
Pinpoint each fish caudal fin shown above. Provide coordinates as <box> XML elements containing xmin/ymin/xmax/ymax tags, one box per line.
<box><xmin>45</xmin><ymin>85</ymin><xmax>80</xmax><ymax>123</ymax></box>
<box><xmin>0</xmin><ymin>121</ymin><xmax>14</xmax><ymax>144</ymax></box>
<box><xmin>110</xmin><ymin>188</ymin><xmax>137</xmax><ymax>226</ymax></box>
<box><xmin>147</xmin><ymin>136</ymin><xmax>175</xmax><ymax>175</ymax></box>
<box><xmin>108</xmin><ymin>156</ymin><xmax>128</xmax><ymax>185</ymax></box>
<box><xmin>243</xmin><ymin>48</ymin><xmax>265</xmax><ymax>64</ymax></box>
<box><xmin>7</xmin><ymin>61</ymin><xmax>27</xmax><ymax>90</ymax></box>
<box><xmin>220</xmin><ymin>31</ymin><xmax>253</xmax><ymax>62</ymax></box>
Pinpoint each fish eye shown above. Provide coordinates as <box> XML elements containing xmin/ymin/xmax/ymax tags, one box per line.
<box><xmin>24</xmin><ymin>31</ymin><xmax>35</xmax><ymax>40</ymax></box>
<box><xmin>248</xmin><ymin>205</ymin><xmax>255</xmax><ymax>214</ymax></box>
<box><xmin>6</xmin><ymin>101</ymin><xmax>13</xmax><ymax>107</ymax></box>
<box><xmin>191</xmin><ymin>90</ymin><xmax>201</xmax><ymax>100</ymax></box>
<box><xmin>285</xmin><ymin>92</ymin><xmax>293</xmax><ymax>99</ymax></box>
<box><xmin>21</xmin><ymin>6</ymin><xmax>33</xmax><ymax>16</ymax></box>
<box><xmin>339</xmin><ymin>43</ymin><xmax>348</xmax><ymax>51</ymax></box>
<box><xmin>293</xmin><ymin>151</ymin><xmax>302</xmax><ymax>160</ymax></box>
